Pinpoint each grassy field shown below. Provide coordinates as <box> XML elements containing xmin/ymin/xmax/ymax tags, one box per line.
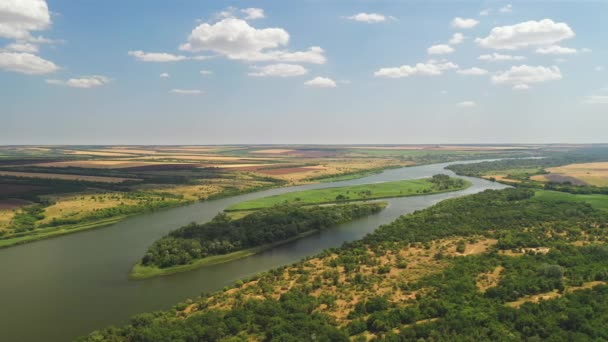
<box><xmin>534</xmin><ymin>162</ymin><xmax>608</xmax><ymax>187</ymax></box>
<box><xmin>534</xmin><ymin>190</ymin><xmax>608</xmax><ymax>211</ymax></box>
<box><xmin>227</xmin><ymin>177</ymin><xmax>471</xmax><ymax>211</ymax></box>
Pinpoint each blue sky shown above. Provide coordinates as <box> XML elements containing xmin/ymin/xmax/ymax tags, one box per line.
<box><xmin>1</xmin><ymin>0</ymin><xmax>607</xmax><ymax>144</ymax></box>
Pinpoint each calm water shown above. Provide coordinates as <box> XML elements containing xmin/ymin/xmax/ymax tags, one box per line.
<box><xmin>0</xmin><ymin>161</ymin><xmax>507</xmax><ymax>341</ymax></box>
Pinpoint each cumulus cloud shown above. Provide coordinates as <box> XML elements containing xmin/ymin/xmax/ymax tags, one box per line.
<box><xmin>427</xmin><ymin>44</ymin><xmax>454</xmax><ymax>55</ymax></box>
<box><xmin>457</xmin><ymin>67</ymin><xmax>488</xmax><ymax>76</ymax></box>
<box><xmin>179</xmin><ymin>18</ymin><xmax>325</xmax><ymax>64</ymax></box>
<box><xmin>451</xmin><ymin>17</ymin><xmax>479</xmax><ymax>29</ymax></box>
<box><xmin>478</xmin><ymin>53</ymin><xmax>526</xmax><ymax>62</ymax></box>
<box><xmin>304</xmin><ymin>77</ymin><xmax>337</xmax><ymax>88</ymax></box>
<box><xmin>449</xmin><ymin>33</ymin><xmax>465</xmax><ymax>45</ymax></box>
<box><xmin>0</xmin><ymin>51</ymin><xmax>58</xmax><ymax>74</ymax></box>
<box><xmin>128</xmin><ymin>50</ymin><xmax>187</xmax><ymax>62</ymax></box>
<box><xmin>535</xmin><ymin>45</ymin><xmax>578</xmax><ymax>55</ymax></box>
<box><xmin>0</xmin><ymin>0</ymin><xmax>51</xmax><ymax>40</ymax></box>
<box><xmin>241</xmin><ymin>8</ymin><xmax>265</xmax><ymax>20</ymax></box>
<box><xmin>46</xmin><ymin>75</ymin><xmax>110</xmax><ymax>88</ymax></box>
<box><xmin>457</xmin><ymin>101</ymin><xmax>477</xmax><ymax>107</ymax></box>
<box><xmin>492</xmin><ymin>65</ymin><xmax>562</xmax><ymax>89</ymax></box>
<box><xmin>500</xmin><ymin>4</ymin><xmax>513</xmax><ymax>13</ymax></box>
<box><xmin>248</xmin><ymin>63</ymin><xmax>308</xmax><ymax>77</ymax></box>
<box><xmin>160</xmin><ymin>72</ymin><xmax>170</xmax><ymax>78</ymax></box>
<box><xmin>346</xmin><ymin>13</ymin><xmax>386</xmax><ymax>23</ymax></box>
<box><xmin>374</xmin><ymin>60</ymin><xmax>458</xmax><ymax>78</ymax></box>
<box><xmin>170</xmin><ymin>89</ymin><xmax>203</xmax><ymax>95</ymax></box>
<box><xmin>476</xmin><ymin>19</ymin><xmax>575</xmax><ymax>50</ymax></box>
<box><xmin>5</xmin><ymin>42</ymin><xmax>39</xmax><ymax>53</ymax></box>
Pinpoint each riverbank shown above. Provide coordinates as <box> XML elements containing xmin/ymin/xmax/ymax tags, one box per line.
<box><xmin>129</xmin><ymin>230</ymin><xmax>323</xmax><ymax>280</ymax></box>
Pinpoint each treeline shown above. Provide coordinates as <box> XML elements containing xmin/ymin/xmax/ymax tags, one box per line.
<box><xmin>82</xmin><ymin>188</ymin><xmax>608</xmax><ymax>341</ymax></box>
<box><xmin>141</xmin><ymin>203</ymin><xmax>385</xmax><ymax>268</ymax></box>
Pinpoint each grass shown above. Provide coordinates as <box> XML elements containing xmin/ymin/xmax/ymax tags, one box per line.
<box><xmin>534</xmin><ymin>190</ymin><xmax>608</xmax><ymax>211</ymax></box>
<box><xmin>129</xmin><ymin>230</ymin><xmax>321</xmax><ymax>280</ymax></box>
<box><xmin>227</xmin><ymin>178</ymin><xmax>471</xmax><ymax>211</ymax></box>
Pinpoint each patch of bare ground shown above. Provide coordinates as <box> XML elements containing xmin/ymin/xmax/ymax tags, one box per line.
<box><xmin>498</xmin><ymin>247</ymin><xmax>550</xmax><ymax>257</ymax></box>
<box><xmin>506</xmin><ymin>281</ymin><xmax>606</xmax><ymax>308</ymax></box>
<box><xmin>193</xmin><ymin>237</ymin><xmax>497</xmax><ymax>326</ymax></box>
<box><xmin>476</xmin><ymin>266</ymin><xmax>504</xmax><ymax>293</ymax></box>
<box><xmin>483</xmin><ymin>175</ymin><xmax>521</xmax><ymax>183</ymax></box>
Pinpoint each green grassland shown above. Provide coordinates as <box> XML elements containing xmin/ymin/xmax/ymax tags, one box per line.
<box><xmin>534</xmin><ymin>190</ymin><xmax>608</xmax><ymax>211</ymax></box>
<box><xmin>227</xmin><ymin>177</ymin><xmax>471</xmax><ymax>211</ymax></box>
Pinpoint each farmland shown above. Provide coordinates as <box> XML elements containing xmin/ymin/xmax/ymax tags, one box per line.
<box><xmin>0</xmin><ymin>145</ymin><xmax>534</xmax><ymax>247</ymax></box>
<box><xmin>532</xmin><ymin>162</ymin><xmax>608</xmax><ymax>187</ymax></box>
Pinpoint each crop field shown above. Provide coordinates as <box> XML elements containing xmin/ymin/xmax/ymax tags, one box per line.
<box><xmin>532</xmin><ymin>162</ymin><xmax>608</xmax><ymax>187</ymax></box>
<box><xmin>227</xmin><ymin>177</ymin><xmax>470</xmax><ymax>211</ymax></box>
<box><xmin>0</xmin><ymin>184</ymin><xmax>46</xmax><ymax>195</ymax></box>
<box><xmin>0</xmin><ymin>171</ymin><xmax>139</xmax><ymax>183</ymax></box>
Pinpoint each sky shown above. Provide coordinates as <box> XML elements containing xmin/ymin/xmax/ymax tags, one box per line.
<box><xmin>1</xmin><ymin>0</ymin><xmax>607</xmax><ymax>145</ymax></box>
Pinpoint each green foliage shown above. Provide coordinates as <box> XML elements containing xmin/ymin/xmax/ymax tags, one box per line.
<box><xmin>142</xmin><ymin>203</ymin><xmax>385</xmax><ymax>268</ymax></box>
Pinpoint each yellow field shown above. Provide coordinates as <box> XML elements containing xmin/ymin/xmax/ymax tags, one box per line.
<box><xmin>39</xmin><ymin>193</ymin><xmax>145</xmax><ymax>224</ymax></box>
<box><xmin>0</xmin><ymin>210</ymin><xmax>15</xmax><ymax>231</ymax></box>
<box><xmin>251</xmin><ymin>149</ymin><xmax>294</xmax><ymax>154</ymax></box>
<box><xmin>0</xmin><ymin>171</ymin><xmax>139</xmax><ymax>183</ymax></box>
<box><xmin>482</xmin><ymin>175</ymin><xmax>521</xmax><ymax>183</ymax></box>
<box><xmin>534</xmin><ymin>162</ymin><xmax>608</xmax><ymax>186</ymax></box>
<box><xmin>137</xmin><ymin>155</ymin><xmax>276</xmax><ymax>162</ymax></box>
<box><xmin>64</xmin><ymin>150</ymin><xmax>136</xmax><ymax>157</ymax></box>
<box><xmin>31</xmin><ymin>160</ymin><xmax>182</xmax><ymax>169</ymax></box>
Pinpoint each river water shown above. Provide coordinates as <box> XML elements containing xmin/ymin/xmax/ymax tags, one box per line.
<box><xmin>0</xmin><ymin>160</ymin><xmax>507</xmax><ymax>341</ymax></box>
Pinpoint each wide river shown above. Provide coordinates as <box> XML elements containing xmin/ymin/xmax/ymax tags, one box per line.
<box><xmin>0</xmin><ymin>160</ymin><xmax>507</xmax><ymax>341</ymax></box>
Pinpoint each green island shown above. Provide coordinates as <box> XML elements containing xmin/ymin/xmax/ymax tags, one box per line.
<box><xmin>83</xmin><ymin>188</ymin><xmax>608</xmax><ymax>341</ymax></box>
<box><xmin>227</xmin><ymin>174</ymin><xmax>471</xmax><ymax>211</ymax></box>
<box><xmin>130</xmin><ymin>202</ymin><xmax>387</xmax><ymax>279</ymax></box>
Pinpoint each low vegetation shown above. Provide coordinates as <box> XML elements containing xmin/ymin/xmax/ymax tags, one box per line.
<box><xmin>228</xmin><ymin>174</ymin><xmax>470</xmax><ymax>211</ymax></box>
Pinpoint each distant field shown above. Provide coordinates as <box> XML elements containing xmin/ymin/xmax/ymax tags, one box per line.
<box><xmin>227</xmin><ymin>177</ymin><xmax>470</xmax><ymax>211</ymax></box>
<box><xmin>534</xmin><ymin>190</ymin><xmax>608</xmax><ymax>211</ymax></box>
<box><xmin>0</xmin><ymin>184</ymin><xmax>46</xmax><ymax>195</ymax></box>
<box><xmin>532</xmin><ymin>162</ymin><xmax>608</xmax><ymax>187</ymax></box>
<box><xmin>0</xmin><ymin>171</ymin><xmax>139</xmax><ymax>183</ymax></box>
<box><xmin>30</xmin><ymin>160</ymin><xmax>184</xmax><ymax>169</ymax></box>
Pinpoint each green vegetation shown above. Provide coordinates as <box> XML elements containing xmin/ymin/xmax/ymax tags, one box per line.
<box><xmin>82</xmin><ymin>188</ymin><xmax>608</xmax><ymax>341</ymax></box>
<box><xmin>132</xmin><ymin>202</ymin><xmax>386</xmax><ymax>278</ymax></box>
<box><xmin>228</xmin><ymin>175</ymin><xmax>470</xmax><ymax>211</ymax></box>
<box><xmin>534</xmin><ymin>190</ymin><xmax>608</xmax><ymax>211</ymax></box>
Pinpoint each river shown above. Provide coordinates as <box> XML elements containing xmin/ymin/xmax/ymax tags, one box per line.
<box><xmin>0</xmin><ymin>160</ymin><xmax>507</xmax><ymax>341</ymax></box>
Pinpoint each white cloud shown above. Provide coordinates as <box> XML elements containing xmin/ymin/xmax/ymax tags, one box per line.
<box><xmin>200</xmin><ymin>70</ymin><xmax>212</xmax><ymax>75</ymax></box>
<box><xmin>535</xmin><ymin>45</ymin><xmax>577</xmax><ymax>55</ymax></box>
<box><xmin>5</xmin><ymin>42</ymin><xmax>38</xmax><ymax>53</ymax></box>
<box><xmin>476</xmin><ymin>19</ymin><xmax>575</xmax><ymax>50</ymax></box>
<box><xmin>457</xmin><ymin>67</ymin><xmax>488</xmax><ymax>76</ymax></box>
<box><xmin>479</xmin><ymin>9</ymin><xmax>491</xmax><ymax>16</ymax></box>
<box><xmin>500</xmin><ymin>4</ymin><xmax>513</xmax><ymax>13</ymax></box>
<box><xmin>160</xmin><ymin>72</ymin><xmax>170</xmax><ymax>78</ymax></box>
<box><xmin>374</xmin><ymin>60</ymin><xmax>458</xmax><ymax>78</ymax></box>
<box><xmin>346</xmin><ymin>13</ymin><xmax>386</xmax><ymax>23</ymax></box>
<box><xmin>128</xmin><ymin>50</ymin><xmax>188</xmax><ymax>62</ymax></box>
<box><xmin>457</xmin><ymin>101</ymin><xmax>477</xmax><ymax>107</ymax></box>
<box><xmin>248</xmin><ymin>63</ymin><xmax>307</xmax><ymax>77</ymax></box>
<box><xmin>478</xmin><ymin>53</ymin><xmax>526</xmax><ymax>62</ymax></box>
<box><xmin>449</xmin><ymin>33</ymin><xmax>465</xmax><ymax>45</ymax></box>
<box><xmin>584</xmin><ymin>95</ymin><xmax>608</xmax><ymax>104</ymax></box>
<box><xmin>241</xmin><ymin>8</ymin><xmax>265</xmax><ymax>20</ymax></box>
<box><xmin>0</xmin><ymin>0</ymin><xmax>51</xmax><ymax>40</ymax></box>
<box><xmin>0</xmin><ymin>51</ymin><xmax>58</xmax><ymax>74</ymax></box>
<box><xmin>304</xmin><ymin>77</ymin><xmax>337</xmax><ymax>88</ymax></box>
<box><xmin>428</xmin><ymin>44</ymin><xmax>454</xmax><ymax>55</ymax></box>
<box><xmin>513</xmin><ymin>84</ymin><xmax>530</xmax><ymax>90</ymax></box>
<box><xmin>451</xmin><ymin>17</ymin><xmax>479</xmax><ymax>29</ymax></box>
<box><xmin>179</xmin><ymin>18</ymin><xmax>326</xmax><ymax>64</ymax></box>
<box><xmin>170</xmin><ymin>89</ymin><xmax>203</xmax><ymax>95</ymax></box>
<box><xmin>46</xmin><ymin>75</ymin><xmax>110</xmax><ymax>88</ymax></box>
<box><xmin>492</xmin><ymin>65</ymin><xmax>562</xmax><ymax>89</ymax></box>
